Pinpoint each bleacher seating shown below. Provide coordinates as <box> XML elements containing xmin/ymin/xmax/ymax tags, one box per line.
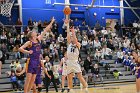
<box><xmin>0</xmin><ymin>48</ymin><xmax>136</xmax><ymax>92</ymax></box>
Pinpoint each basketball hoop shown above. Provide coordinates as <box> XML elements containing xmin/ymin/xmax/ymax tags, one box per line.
<box><xmin>0</xmin><ymin>0</ymin><xmax>14</xmax><ymax>17</ymax></box>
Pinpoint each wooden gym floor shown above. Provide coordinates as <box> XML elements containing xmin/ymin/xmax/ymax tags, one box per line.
<box><xmin>41</xmin><ymin>82</ymin><xmax>136</xmax><ymax>93</ymax></box>
<box><xmin>0</xmin><ymin>82</ymin><xmax>136</xmax><ymax>93</ymax></box>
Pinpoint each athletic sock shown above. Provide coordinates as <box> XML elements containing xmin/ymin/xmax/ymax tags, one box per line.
<box><xmin>83</xmin><ymin>88</ymin><xmax>89</xmax><ymax>93</ymax></box>
<box><xmin>80</xmin><ymin>83</ymin><xmax>83</xmax><ymax>90</ymax></box>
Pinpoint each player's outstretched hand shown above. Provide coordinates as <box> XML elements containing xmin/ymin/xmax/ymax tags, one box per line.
<box><xmin>51</xmin><ymin>17</ymin><xmax>55</xmax><ymax>23</ymax></box>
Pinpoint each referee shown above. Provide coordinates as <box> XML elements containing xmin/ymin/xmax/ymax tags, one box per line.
<box><xmin>43</xmin><ymin>56</ymin><xmax>58</xmax><ymax>93</ymax></box>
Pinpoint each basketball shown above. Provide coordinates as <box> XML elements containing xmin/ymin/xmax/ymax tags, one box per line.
<box><xmin>63</xmin><ymin>7</ymin><xmax>71</xmax><ymax>15</ymax></box>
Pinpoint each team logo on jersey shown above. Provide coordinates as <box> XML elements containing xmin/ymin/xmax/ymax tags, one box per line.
<box><xmin>36</xmin><ymin>46</ymin><xmax>41</xmax><ymax>51</ymax></box>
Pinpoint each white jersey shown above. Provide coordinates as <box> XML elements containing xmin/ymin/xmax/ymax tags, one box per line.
<box><xmin>67</xmin><ymin>43</ymin><xmax>79</xmax><ymax>61</ymax></box>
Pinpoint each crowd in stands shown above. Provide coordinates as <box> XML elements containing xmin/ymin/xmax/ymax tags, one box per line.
<box><xmin>0</xmin><ymin>18</ymin><xmax>140</xmax><ymax>91</ymax></box>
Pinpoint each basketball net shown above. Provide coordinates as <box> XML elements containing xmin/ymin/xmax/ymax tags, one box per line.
<box><xmin>0</xmin><ymin>0</ymin><xmax>14</xmax><ymax>17</ymax></box>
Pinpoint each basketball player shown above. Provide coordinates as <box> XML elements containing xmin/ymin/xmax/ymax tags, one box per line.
<box><xmin>32</xmin><ymin>60</ymin><xmax>51</xmax><ymax>93</ymax></box>
<box><xmin>17</xmin><ymin>59</ymin><xmax>51</xmax><ymax>93</ymax></box>
<box><xmin>65</xmin><ymin>19</ymin><xmax>88</xmax><ymax>93</ymax></box>
<box><xmin>132</xmin><ymin>51</ymin><xmax>140</xmax><ymax>93</ymax></box>
<box><xmin>59</xmin><ymin>52</ymin><xmax>68</xmax><ymax>92</ymax></box>
<box><xmin>18</xmin><ymin>17</ymin><xmax>55</xmax><ymax>93</ymax></box>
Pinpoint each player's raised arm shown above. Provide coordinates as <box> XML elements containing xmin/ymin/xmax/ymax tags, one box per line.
<box><xmin>71</xmin><ymin>27</ymin><xmax>81</xmax><ymax>49</ymax></box>
<box><xmin>65</xmin><ymin>19</ymin><xmax>71</xmax><ymax>44</ymax></box>
<box><xmin>38</xmin><ymin>17</ymin><xmax>55</xmax><ymax>41</ymax></box>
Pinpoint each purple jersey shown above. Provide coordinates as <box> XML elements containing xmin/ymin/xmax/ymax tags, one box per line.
<box><xmin>26</xmin><ymin>40</ymin><xmax>41</xmax><ymax>74</ymax></box>
<box><xmin>28</xmin><ymin>41</ymin><xmax>41</xmax><ymax>68</ymax></box>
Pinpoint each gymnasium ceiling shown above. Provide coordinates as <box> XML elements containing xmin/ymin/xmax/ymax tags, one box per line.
<box><xmin>126</xmin><ymin>0</ymin><xmax>140</xmax><ymax>7</ymax></box>
<box><xmin>125</xmin><ymin>0</ymin><xmax>140</xmax><ymax>17</ymax></box>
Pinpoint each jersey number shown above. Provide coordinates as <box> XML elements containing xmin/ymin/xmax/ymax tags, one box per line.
<box><xmin>71</xmin><ymin>46</ymin><xmax>75</xmax><ymax>53</ymax></box>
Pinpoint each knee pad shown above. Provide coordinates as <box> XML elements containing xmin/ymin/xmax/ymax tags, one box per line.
<box><xmin>38</xmin><ymin>87</ymin><xmax>42</xmax><ymax>92</ymax></box>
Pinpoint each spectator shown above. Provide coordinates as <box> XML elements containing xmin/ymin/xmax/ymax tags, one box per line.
<box><xmin>86</xmin><ymin>38</ymin><xmax>94</xmax><ymax>54</ymax></box>
<box><xmin>42</xmin><ymin>40</ymin><xmax>47</xmax><ymax>50</ymax></box>
<box><xmin>15</xmin><ymin>66</ymin><xmax>25</xmax><ymax>90</ymax></box>
<box><xmin>57</xmin><ymin>34</ymin><xmax>64</xmax><ymax>46</ymax></box>
<box><xmin>114</xmin><ymin>22</ymin><xmax>121</xmax><ymax>36</ymax></box>
<box><xmin>24</xmin><ymin>26</ymin><xmax>30</xmax><ymax>35</ymax></box>
<box><xmin>13</xmin><ymin>45</ymin><xmax>21</xmax><ymax>59</ymax></box>
<box><xmin>16</xmin><ymin>18</ymin><xmax>22</xmax><ymax>25</ymax></box>
<box><xmin>77</xmin><ymin>31</ymin><xmax>82</xmax><ymax>43</ymax></box>
<box><xmin>82</xmin><ymin>37</ymin><xmax>88</xmax><ymax>48</ymax></box>
<box><xmin>101</xmin><ymin>45</ymin><xmax>112</xmax><ymax>59</ymax></box>
<box><xmin>130</xmin><ymin>42</ymin><xmax>136</xmax><ymax>50</ymax></box>
<box><xmin>1</xmin><ymin>43</ymin><xmax>8</xmax><ymax>61</ymax></box>
<box><xmin>117</xmin><ymin>48</ymin><xmax>123</xmax><ymax>63</ymax></box>
<box><xmin>95</xmin><ymin>21</ymin><xmax>101</xmax><ymax>32</ymax></box>
<box><xmin>28</xmin><ymin>18</ymin><xmax>33</xmax><ymax>26</ymax></box>
<box><xmin>53</xmin><ymin>65</ymin><xmax>60</xmax><ymax>86</ymax></box>
<box><xmin>10</xmin><ymin>61</ymin><xmax>16</xmax><ymax>71</ymax></box>
<box><xmin>91</xmin><ymin>64</ymin><xmax>103</xmax><ymax>84</ymax></box>
<box><xmin>38</xmin><ymin>20</ymin><xmax>43</xmax><ymax>34</ymax></box>
<box><xmin>94</xmin><ymin>48</ymin><xmax>102</xmax><ymax>60</ymax></box>
<box><xmin>0</xmin><ymin>31</ymin><xmax>7</xmax><ymax>44</ymax></box>
<box><xmin>33</xmin><ymin>20</ymin><xmax>38</xmax><ymax>32</ymax></box>
<box><xmin>101</xmin><ymin>27</ymin><xmax>108</xmax><ymax>38</ymax></box>
<box><xmin>104</xmin><ymin>63</ymin><xmax>110</xmax><ymax>78</ymax></box>
<box><xmin>101</xmin><ymin>36</ymin><xmax>107</xmax><ymax>46</ymax></box>
<box><xmin>10</xmin><ymin>26</ymin><xmax>17</xmax><ymax>37</ymax></box>
<box><xmin>52</xmin><ymin>21</ymin><xmax>59</xmax><ymax>37</ymax></box>
<box><xmin>55</xmin><ymin>41</ymin><xmax>60</xmax><ymax>49</ymax></box>
<box><xmin>94</xmin><ymin>37</ymin><xmax>101</xmax><ymax>49</ymax></box>
<box><xmin>107</xmin><ymin>39</ymin><xmax>115</xmax><ymax>51</ymax></box>
<box><xmin>122</xmin><ymin>37</ymin><xmax>130</xmax><ymax>49</ymax></box>
<box><xmin>88</xmin><ymin>27</ymin><xmax>96</xmax><ymax>39</ymax></box>
<box><xmin>14</xmin><ymin>59</ymin><xmax>21</xmax><ymax>69</ymax></box>
<box><xmin>112</xmin><ymin>37</ymin><xmax>119</xmax><ymax>49</ymax></box>
<box><xmin>43</xmin><ymin>20</ymin><xmax>48</xmax><ymax>27</ymax></box>
<box><xmin>50</xmin><ymin>41</ymin><xmax>56</xmax><ymax>51</ymax></box>
<box><xmin>83</xmin><ymin>56</ymin><xmax>92</xmax><ymax>73</ymax></box>
<box><xmin>58</xmin><ymin>46</ymin><xmax>65</xmax><ymax>60</ymax></box>
<box><xmin>16</xmin><ymin>18</ymin><xmax>22</xmax><ymax>34</ymax></box>
<box><xmin>123</xmin><ymin>55</ymin><xmax>131</xmax><ymax>71</ymax></box>
<box><xmin>133</xmin><ymin>20</ymin><xmax>138</xmax><ymax>28</ymax></box>
<box><xmin>7</xmin><ymin>37</ymin><xmax>14</xmax><ymax>51</ymax></box>
<box><xmin>14</xmin><ymin>35</ymin><xmax>22</xmax><ymax>45</ymax></box>
<box><xmin>10</xmin><ymin>70</ymin><xmax>18</xmax><ymax>91</ymax></box>
<box><xmin>82</xmin><ymin>32</ymin><xmax>88</xmax><ymax>40</ymax></box>
<box><xmin>74</xmin><ymin>18</ymin><xmax>79</xmax><ymax>27</ymax></box>
<box><xmin>22</xmin><ymin>34</ymin><xmax>28</xmax><ymax>44</ymax></box>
